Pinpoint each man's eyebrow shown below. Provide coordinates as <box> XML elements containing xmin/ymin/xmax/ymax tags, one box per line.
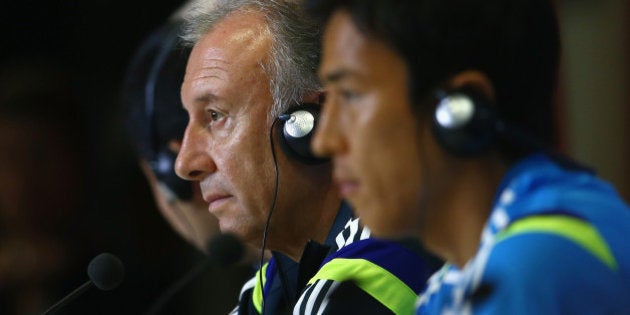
<box><xmin>321</xmin><ymin>68</ymin><xmax>352</xmax><ymax>84</ymax></box>
<box><xmin>192</xmin><ymin>92</ymin><xmax>218</xmax><ymax>105</ymax></box>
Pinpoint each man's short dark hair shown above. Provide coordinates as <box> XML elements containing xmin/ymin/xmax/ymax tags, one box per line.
<box><xmin>308</xmin><ymin>0</ymin><xmax>561</xmax><ymax>159</ymax></box>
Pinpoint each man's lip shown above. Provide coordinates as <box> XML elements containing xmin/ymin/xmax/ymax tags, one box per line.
<box><xmin>333</xmin><ymin>165</ymin><xmax>359</xmax><ymax>198</ymax></box>
<box><xmin>203</xmin><ymin>194</ymin><xmax>231</xmax><ymax>208</ymax></box>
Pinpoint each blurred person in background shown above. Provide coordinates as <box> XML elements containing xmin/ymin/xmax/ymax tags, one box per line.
<box><xmin>123</xmin><ymin>0</ymin><xmax>222</xmax><ymax>254</ymax></box>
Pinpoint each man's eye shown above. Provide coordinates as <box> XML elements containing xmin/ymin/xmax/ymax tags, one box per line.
<box><xmin>209</xmin><ymin>110</ymin><xmax>224</xmax><ymax>122</ymax></box>
<box><xmin>341</xmin><ymin>89</ymin><xmax>360</xmax><ymax>102</ymax></box>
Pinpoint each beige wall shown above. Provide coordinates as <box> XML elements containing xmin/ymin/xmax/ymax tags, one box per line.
<box><xmin>558</xmin><ymin>0</ymin><xmax>629</xmax><ymax>201</ymax></box>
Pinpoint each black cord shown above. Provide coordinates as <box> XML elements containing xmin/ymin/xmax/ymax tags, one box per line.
<box><xmin>259</xmin><ymin>118</ymin><xmax>281</xmax><ymax>315</ymax></box>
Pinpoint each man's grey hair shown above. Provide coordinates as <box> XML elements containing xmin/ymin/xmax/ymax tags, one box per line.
<box><xmin>181</xmin><ymin>0</ymin><xmax>321</xmax><ymax>122</ymax></box>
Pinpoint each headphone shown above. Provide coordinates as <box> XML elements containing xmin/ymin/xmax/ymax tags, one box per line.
<box><xmin>144</xmin><ymin>23</ymin><xmax>193</xmax><ymax>201</ymax></box>
<box><xmin>276</xmin><ymin>103</ymin><xmax>329</xmax><ymax>164</ymax></box>
<box><xmin>432</xmin><ymin>85</ymin><xmax>595</xmax><ymax>178</ymax></box>
<box><xmin>432</xmin><ymin>85</ymin><xmax>547</xmax><ymax>157</ymax></box>
<box><xmin>432</xmin><ymin>86</ymin><xmax>499</xmax><ymax>156</ymax></box>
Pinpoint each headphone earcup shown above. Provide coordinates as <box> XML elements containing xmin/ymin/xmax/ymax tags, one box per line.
<box><xmin>432</xmin><ymin>87</ymin><xmax>497</xmax><ymax>156</ymax></box>
<box><xmin>277</xmin><ymin>103</ymin><xmax>329</xmax><ymax>165</ymax></box>
<box><xmin>150</xmin><ymin>148</ymin><xmax>193</xmax><ymax>200</ymax></box>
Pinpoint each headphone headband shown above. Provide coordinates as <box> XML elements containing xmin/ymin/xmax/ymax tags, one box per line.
<box><xmin>143</xmin><ymin>23</ymin><xmax>193</xmax><ymax>200</ymax></box>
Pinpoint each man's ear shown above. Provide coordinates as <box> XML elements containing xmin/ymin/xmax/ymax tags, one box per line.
<box><xmin>446</xmin><ymin>70</ymin><xmax>495</xmax><ymax>103</ymax></box>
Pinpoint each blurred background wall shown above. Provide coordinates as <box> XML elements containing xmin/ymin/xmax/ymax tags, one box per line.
<box><xmin>558</xmin><ymin>0</ymin><xmax>629</xmax><ymax>202</ymax></box>
<box><xmin>0</xmin><ymin>0</ymin><xmax>627</xmax><ymax>314</ymax></box>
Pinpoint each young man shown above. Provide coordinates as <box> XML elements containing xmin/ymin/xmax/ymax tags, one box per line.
<box><xmin>175</xmin><ymin>0</ymin><xmax>439</xmax><ymax>313</ymax></box>
<box><xmin>309</xmin><ymin>0</ymin><xmax>630</xmax><ymax>313</ymax></box>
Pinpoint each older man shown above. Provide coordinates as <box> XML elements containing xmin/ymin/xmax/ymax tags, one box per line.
<box><xmin>175</xmin><ymin>0</ymin><xmax>438</xmax><ymax>314</ymax></box>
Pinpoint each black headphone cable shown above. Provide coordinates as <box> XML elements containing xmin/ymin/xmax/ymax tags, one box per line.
<box><xmin>259</xmin><ymin>117</ymin><xmax>282</xmax><ymax>315</ymax></box>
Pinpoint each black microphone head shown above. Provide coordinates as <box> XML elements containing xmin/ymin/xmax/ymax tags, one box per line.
<box><xmin>206</xmin><ymin>233</ymin><xmax>245</xmax><ymax>267</ymax></box>
<box><xmin>87</xmin><ymin>253</ymin><xmax>125</xmax><ymax>291</ymax></box>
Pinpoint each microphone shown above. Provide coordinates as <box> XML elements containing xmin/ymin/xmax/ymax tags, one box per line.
<box><xmin>145</xmin><ymin>233</ymin><xmax>245</xmax><ymax>315</ymax></box>
<box><xmin>41</xmin><ymin>252</ymin><xmax>125</xmax><ymax>315</ymax></box>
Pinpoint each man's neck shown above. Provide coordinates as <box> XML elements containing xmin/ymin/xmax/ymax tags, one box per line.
<box><xmin>422</xmin><ymin>156</ymin><xmax>508</xmax><ymax>268</ymax></box>
<box><xmin>269</xmin><ymin>197</ymin><xmax>343</xmax><ymax>262</ymax></box>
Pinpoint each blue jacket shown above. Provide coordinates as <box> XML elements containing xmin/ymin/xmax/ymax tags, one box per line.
<box><xmin>417</xmin><ymin>154</ymin><xmax>630</xmax><ymax>314</ymax></box>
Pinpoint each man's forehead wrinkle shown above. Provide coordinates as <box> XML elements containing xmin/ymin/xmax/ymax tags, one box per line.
<box><xmin>182</xmin><ymin>10</ymin><xmax>273</xmax><ymax>108</ymax></box>
<box><xmin>199</xmin><ymin>47</ymin><xmax>231</xmax><ymax>64</ymax></box>
<box><xmin>195</xmin><ymin>63</ymin><xmax>229</xmax><ymax>80</ymax></box>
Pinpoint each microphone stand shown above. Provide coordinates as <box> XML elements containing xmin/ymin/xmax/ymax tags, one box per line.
<box><xmin>41</xmin><ymin>280</ymin><xmax>94</xmax><ymax>315</ymax></box>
